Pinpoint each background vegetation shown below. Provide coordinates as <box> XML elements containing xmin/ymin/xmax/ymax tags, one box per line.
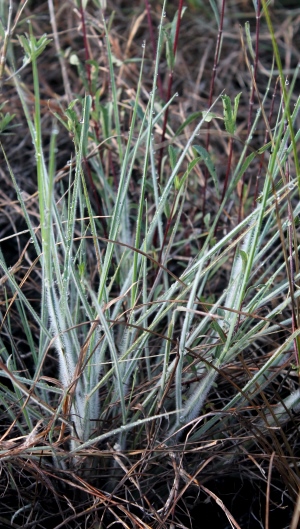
<box><xmin>0</xmin><ymin>0</ymin><xmax>299</xmax><ymax>527</ymax></box>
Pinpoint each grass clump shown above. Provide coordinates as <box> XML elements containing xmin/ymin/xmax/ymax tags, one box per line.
<box><xmin>0</xmin><ymin>0</ymin><xmax>299</xmax><ymax>527</ymax></box>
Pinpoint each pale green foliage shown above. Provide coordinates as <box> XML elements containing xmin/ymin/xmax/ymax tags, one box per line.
<box><xmin>0</xmin><ymin>0</ymin><xmax>299</xmax><ymax>485</ymax></box>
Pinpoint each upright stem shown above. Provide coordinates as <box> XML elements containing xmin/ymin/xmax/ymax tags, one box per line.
<box><xmin>78</xmin><ymin>0</ymin><xmax>107</xmax><ymax>234</ymax></box>
<box><xmin>220</xmin><ymin>136</ymin><xmax>233</xmax><ymax>203</ymax></box>
<box><xmin>238</xmin><ymin>0</ymin><xmax>261</xmax><ymax>221</ymax></box>
<box><xmin>253</xmin><ymin>76</ymin><xmax>279</xmax><ymax>205</ymax></box>
<box><xmin>202</xmin><ymin>0</ymin><xmax>226</xmax><ymax>217</ymax></box>
<box><xmin>0</xmin><ymin>0</ymin><xmax>13</xmax><ymax>92</ymax></box>
<box><xmin>78</xmin><ymin>0</ymin><xmax>91</xmax><ymax>92</ymax></box>
<box><xmin>144</xmin><ymin>0</ymin><xmax>164</xmax><ymax>100</ymax></box>
<box><xmin>157</xmin><ymin>0</ymin><xmax>184</xmax><ymax>181</ymax></box>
